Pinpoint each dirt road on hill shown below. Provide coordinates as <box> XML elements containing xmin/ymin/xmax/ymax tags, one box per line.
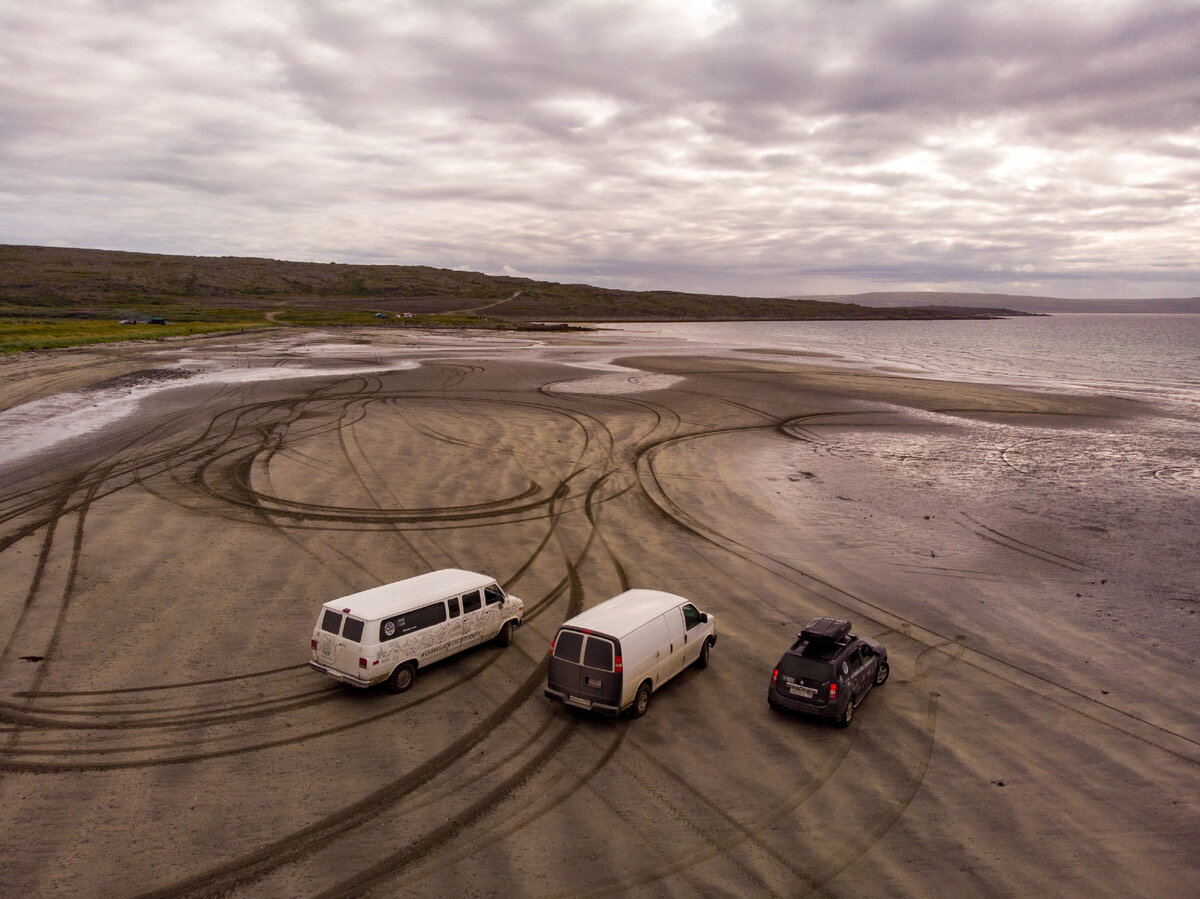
<box><xmin>0</xmin><ymin>329</ymin><xmax>1196</xmax><ymax>897</ymax></box>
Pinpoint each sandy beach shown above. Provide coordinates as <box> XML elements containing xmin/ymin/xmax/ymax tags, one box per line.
<box><xmin>0</xmin><ymin>327</ymin><xmax>1196</xmax><ymax>897</ymax></box>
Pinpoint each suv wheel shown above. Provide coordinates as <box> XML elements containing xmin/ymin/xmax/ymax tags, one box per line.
<box><xmin>837</xmin><ymin>698</ymin><xmax>854</xmax><ymax>728</ymax></box>
<box><xmin>875</xmin><ymin>660</ymin><xmax>890</xmax><ymax>685</ymax></box>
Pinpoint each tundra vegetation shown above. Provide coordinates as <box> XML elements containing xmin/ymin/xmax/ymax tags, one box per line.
<box><xmin>0</xmin><ymin>244</ymin><xmax>1025</xmax><ymax>353</ymax></box>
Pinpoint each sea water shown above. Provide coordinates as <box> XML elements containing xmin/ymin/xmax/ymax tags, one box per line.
<box><xmin>608</xmin><ymin>314</ymin><xmax>1200</xmax><ymax>624</ymax></box>
<box><xmin>603</xmin><ymin>313</ymin><xmax>1200</xmax><ymax>418</ymax></box>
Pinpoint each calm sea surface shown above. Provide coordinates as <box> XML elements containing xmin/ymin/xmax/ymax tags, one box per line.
<box><xmin>604</xmin><ymin>314</ymin><xmax>1200</xmax><ymax>418</ymax></box>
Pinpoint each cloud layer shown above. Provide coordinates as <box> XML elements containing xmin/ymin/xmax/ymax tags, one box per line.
<box><xmin>2</xmin><ymin>0</ymin><xmax>1198</xmax><ymax>298</ymax></box>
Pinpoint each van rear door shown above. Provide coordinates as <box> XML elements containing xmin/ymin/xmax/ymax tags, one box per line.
<box><xmin>316</xmin><ymin>608</ymin><xmax>368</xmax><ymax>677</ymax></box>
<box><xmin>549</xmin><ymin>629</ymin><xmax>620</xmax><ymax>710</ymax></box>
<box><xmin>549</xmin><ymin>629</ymin><xmax>586</xmax><ymax>699</ymax></box>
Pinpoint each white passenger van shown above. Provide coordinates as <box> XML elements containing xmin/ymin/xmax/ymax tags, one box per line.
<box><xmin>544</xmin><ymin>589</ymin><xmax>716</xmax><ymax>717</ymax></box>
<box><xmin>309</xmin><ymin>569</ymin><xmax>524</xmax><ymax>692</ymax></box>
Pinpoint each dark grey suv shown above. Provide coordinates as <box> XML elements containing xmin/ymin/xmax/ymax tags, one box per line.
<box><xmin>767</xmin><ymin>617</ymin><xmax>889</xmax><ymax>727</ymax></box>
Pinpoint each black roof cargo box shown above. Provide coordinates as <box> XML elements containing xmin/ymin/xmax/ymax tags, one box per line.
<box><xmin>800</xmin><ymin>617</ymin><xmax>852</xmax><ymax>643</ymax></box>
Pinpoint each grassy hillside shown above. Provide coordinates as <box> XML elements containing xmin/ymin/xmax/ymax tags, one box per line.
<box><xmin>0</xmin><ymin>244</ymin><xmax>1035</xmax><ymax>352</ymax></box>
<box><xmin>1</xmin><ymin>245</ymin><xmax>1032</xmax><ymax>320</ymax></box>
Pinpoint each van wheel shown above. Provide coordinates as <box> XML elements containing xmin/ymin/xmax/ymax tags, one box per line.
<box><xmin>694</xmin><ymin>639</ymin><xmax>711</xmax><ymax>669</ymax></box>
<box><xmin>495</xmin><ymin>620</ymin><xmax>514</xmax><ymax>647</ymax></box>
<box><xmin>387</xmin><ymin>662</ymin><xmax>416</xmax><ymax>693</ymax></box>
<box><xmin>630</xmin><ymin>681</ymin><xmax>652</xmax><ymax>718</ymax></box>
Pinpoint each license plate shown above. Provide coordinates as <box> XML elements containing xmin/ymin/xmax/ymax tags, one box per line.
<box><xmin>789</xmin><ymin>684</ymin><xmax>816</xmax><ymax>698</ymax></box>
<box><xmin>566</xmin><ymin>695</ymin><xmax>593</xmax><ymax>709</ymax></box>
<box><xmin>585</xmin><ymin>676</ymin><xmax>602</xmax><ymax>688</ymax></box>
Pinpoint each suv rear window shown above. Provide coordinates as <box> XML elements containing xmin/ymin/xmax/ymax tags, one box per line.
<box><xmin>778</xmin><ymin>654</ymin><xmax>834</xmax><ymax>683</ymax></box>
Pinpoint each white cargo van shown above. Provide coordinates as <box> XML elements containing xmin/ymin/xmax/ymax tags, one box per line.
<box><xmin>544</xmin><ymin>589</ymin><xmax>716</xmax><ymax>717</ymax></box>
<box><xmin>309</xmin><ymin>569</ymin><xmax>524</xmax><ymax>692</ymax></box>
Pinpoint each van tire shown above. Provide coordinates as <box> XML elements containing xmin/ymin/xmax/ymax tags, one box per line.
<box><xmin>694</xmin><ymin>639</ymin><xmax>711</xmax><ymax>669</ymax></box>
<box><xmin>495</xmin><ymin>620</ymin><xmax>515</xmax><ymax>647</ymax></box>
<box><xmin>630</xmin><ymin>681</ymin><xmax>652</xmax><ymax>718</ymax></box>
<box><xmin>387</xmin><ymin>662</ymin><xmax>416</xmax><ymax>693</ymax></box>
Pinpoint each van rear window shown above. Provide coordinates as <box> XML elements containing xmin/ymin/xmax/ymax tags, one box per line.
<box><xmin>381</xmin><ymin>601</ymin><xmax>447</xmax><ymax>641</ymax></box>
<box><xmin>552</xmin><ymin>630</ymin><xmax>585</xmax><ymax>663</ymax></box>
<box><xmin>320</xmin><ymin>609</ymin><xmax>343</xmax><ymax>635</ymax></box>
<box><xmin>582</xmin><ymin>636</ymin><xmax>614</xmax><ymax>671</ymax></box>
<box><xmin>342</xmin><ymin>617</ymin><xmax>365</xmax><ymax>643</ymax></box>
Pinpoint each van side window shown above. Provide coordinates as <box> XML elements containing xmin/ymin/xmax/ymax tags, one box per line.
<box><xmin>682</xmin><ymin>604</ymin><xmax>703</xmax><ymax>630</ymax></box>
<box><xmin>582</xmin><ymin>636</ymin><xmax>614</xmax><ymax>671</ymax></box>
<box><xmin>448</xmin><ymin>596</ymin><xmax>461</xmax><ymax>619</ymax></box>
<box><xmin>381</xmin><ymin>602</ymin><xmax>447</xmax><ymax>641</ymax></box>
<box><xmin>552</xmin><ymin>630</ymin><xmax>585</xmax><ymax>663</ymax></box>
<box><xmin>484</xmin><ymin>584</ymin><xmax>504</xmax><ymax>605</ymax></box>
<box><xmin>462</xmin><ymin>590</ymin><xmax>482</xmax><ymax>614</ymax></box>
<box><xmin>320</xmin><ymin>609</ymin><xmax>343</xmax><ymax>634</ymax></box>
<box><xmin>342</xmin><ymin>617</ymin><xmax>365</xmax><ymax>643</ymax></box>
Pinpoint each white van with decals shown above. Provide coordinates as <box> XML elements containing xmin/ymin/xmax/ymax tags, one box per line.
<box><xmin>309</xmin><ymin>569</ymin><xmax>524</xmax><ymax>692</ymax></box>
<box><xmin>544</xmin><ymin>589</ymin><xmax>716</xmax><ymax>717</ymax></box>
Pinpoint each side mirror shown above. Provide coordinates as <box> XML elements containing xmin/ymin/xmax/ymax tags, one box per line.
<box><xmin>700</xmin><ymin>612</ymin><xmax>709</xmax><ymax>623</ymax></box>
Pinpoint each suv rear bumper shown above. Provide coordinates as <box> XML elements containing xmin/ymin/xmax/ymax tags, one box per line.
<box><xmin>768</xmin><ymin>686</ymin><xmax>841</xmax><ymax>718</ymax></box>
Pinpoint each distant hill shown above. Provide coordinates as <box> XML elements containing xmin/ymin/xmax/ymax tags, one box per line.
<box><xmin>0</xmin><ymin>244</ymin><xmax>1040</xmax><ymax>323</ymax></box>
<box><xmin>795</xmin><ymin>291</ymin><xmax>1200</xmax><ymax>315</ymax></box>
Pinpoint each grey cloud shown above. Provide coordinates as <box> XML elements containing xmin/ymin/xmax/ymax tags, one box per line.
<box><xmin>0</xmin><ymin>0</ymin><xmax>1197</xmax><ymax>299</ymax></box>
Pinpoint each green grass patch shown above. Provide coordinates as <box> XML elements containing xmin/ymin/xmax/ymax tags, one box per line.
<box><xmin>274</xmin><ymin>309</ymin><xmax>503</xmax><ymax>328</ymax></box>
<box><xmin>0</xmin><ymin>319</ymin><xmax>272</xmax><ymax>354</ymax></box>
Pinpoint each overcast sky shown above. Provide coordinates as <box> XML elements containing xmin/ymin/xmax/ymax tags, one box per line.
<box><xmin>3</xmin><ymin>1</ymin><xmax>1198</xmax><ymax>299</ymax></box>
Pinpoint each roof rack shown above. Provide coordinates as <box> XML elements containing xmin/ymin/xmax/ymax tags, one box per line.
<box><xmin>799</xmin><ymin>617</ymin><xmax>852</xmax><ymax>643</ymax></box>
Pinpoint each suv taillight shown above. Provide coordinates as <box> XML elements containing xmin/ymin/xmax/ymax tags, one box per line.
<box><xmin>828</xmin><ymin>682</ymin><xmax>838</xmax><ymax>700</ymax></box>
<box><xmin>771</xmin><ymin>668</ymin><xmax>779</xmax><ymax>684</ymax></box>
<box><xmin>311</xmin><ymin>638</ymin><xmax>317</xmax><ymax>649</ymax></box>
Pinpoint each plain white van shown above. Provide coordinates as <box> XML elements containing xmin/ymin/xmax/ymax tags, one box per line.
<box><xmin>544</xmin><ymin>589</ymin><xmax>716</xmax><ymax>717</ymax></box>
<box><xmin>309</xmin><ymin>569</ymin><xmax>524</xmax><ymax>692</ymax></box>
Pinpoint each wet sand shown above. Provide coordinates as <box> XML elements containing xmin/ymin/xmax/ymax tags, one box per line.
<box><xmin>0</xmin><ymin>328</ymin><xmax>1196</xmax><ymax>897</ymax></box>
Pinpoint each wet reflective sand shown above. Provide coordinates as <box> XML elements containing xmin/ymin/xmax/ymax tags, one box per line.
<box><xmin>0</xmin><ymin>328</ymin><xmax>1196</xmax><ymax>897</ymax></box>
